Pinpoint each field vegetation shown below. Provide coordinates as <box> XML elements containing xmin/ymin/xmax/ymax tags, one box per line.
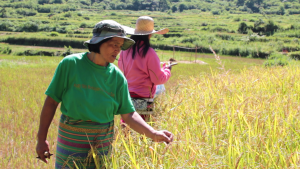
<box><xmin>1</xmin><ymin>0</ymin><xmax>300</xmax><ymax>168</ymax></box>
<box><xmin>0</xmin><ymin>0</ymin><xmax>300</xmax><ymax>60</ymax></box>
<box><xmin>1</xmin><ymin>51</ymin><xmax>300</xmax><ymax>168</ymax></box>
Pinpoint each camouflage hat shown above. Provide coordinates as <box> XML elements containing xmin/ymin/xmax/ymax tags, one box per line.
<box><xmin>83</xmin><ymin>20</ymin><xmax>135</xmax><ymax>50</ymax></box>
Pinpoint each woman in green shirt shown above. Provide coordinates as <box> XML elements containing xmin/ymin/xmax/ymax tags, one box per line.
<box><xmin>35</xmin><ymin>20</ymin><xmax>173</xmax><ymax>169</ymax></box>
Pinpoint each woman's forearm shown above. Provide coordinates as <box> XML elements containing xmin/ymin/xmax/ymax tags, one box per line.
<box><xmin>37</xmin><ymin>96</ymin><xmax>59</xmax><ymax>141</ymax></box>
<box><xmin>121</xmin><ymin>112</ymin><xmax>156</xmax><ymax>139</ymax></box>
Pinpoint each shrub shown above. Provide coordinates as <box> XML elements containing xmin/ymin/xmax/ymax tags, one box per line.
<box><xmin>38</xmin><ymin>25</ymin><xmax>55</xmax><ymax>32</ymax></box>
<box><xmin>0</xmin><ymin>45</ymin><xmax>12</xmax><ymax>54</ymax></box>
<box><xmin>211</xmin><ymin>9</ymin><xmax>220</xmax><ymax>15</ymax></box>
<box><xmin>60</xmin><ymin>22</ymin><xmax>71</xmax><ymax>26</ymax></box>
<box><xmin>16</xmin><ymin>21</ymin><xmax>39</xmax><ymax>32</ymax></box>
<box><xmin>264</xmin><ymin>53</ymin><xmax>291</xmax><ymax>67</ymax></box>
<box><xmin>210</xmin><ymin>27</ymin><xmax>228</xmax><ymax>32</ymax></box>
<box><xmin>79</xmin><ymin>22</ymin><xmax>87</xmax><ymax>28</ymax></box>
<box><xmin>64</xmin><ymin>12</ymin><xmax>72</xmax><ymax>17</ymax></box>
<box><xmin>53</xmin><ymin>0</ymin><xmax>63</xmax><ymax>4</ymax></box>
<box><xmin>233</xmin><ymin>17</ymin><xmax>241</xmax><ymax>22</ymax></box>
<box><xmin>201</xmin><ymin>7</ymin><xmax>207</xmax><ymax>12</ymax></box>
<box><xmin>50</xmin><ymin>31</ymin><xmax>59</xmax><ymax>36</ymax></box>
<box><xmin>61</xmin><ymin>45</ymin><xmax>73</xmax><ymax>57</ymax></box>
<box><xmin>0</xmin><ymin>21</ymin><xmax>14</xmax><ymax>31</ymax></box>
<box><xmin>16</xmin><ymin>9</ymin><xmax>37</xmax><ymax>16</ymax></box>
<box><xmin>37</xmin><ymin>5</ymin><xmax>51</xmax><ymax>13</ymax></box>
<box><xmin>201</xmin><ymin>22</ymin><xmax>208</xmax><ymax>26</ymax></box>
<box><xmin>80</xmin><ymin>0</ymin><xmax>89</xmax><ymax>6</ymax></box>
<box><xmin>15</xmin><ymin>50</ymin><xmax>57</xmax><ymax>56</ymax></box>
<box><xmin>116</xmin><ymin>3</ymin><xmax>127</xmax><ymax>10</ymax></box>
<box><xmin>41</xmin><ymin>20</ymin><xmax>50</xmax><ymax>24</ymax></box>
<box><xmin>238</xmin><ymin>22</ymin><xmax>248</xmax><ymax>34</ymax></box>
<box><xmin>215</xmin><ymin>34</ymin><xmax>234</xmax><ymax>40</ymax></box>
<box><xmin>289</xmin><ymin>51</ymin><xmax>300</xmax><ymax>60</ymax></box>
<box><xmin>181</xmin><ymin>37</ymin><xmax>199</xmax><ymax>43</ymax></box>
<box><xmin>293</xmin><ymin>38</ymin><xmax>299</xmax><ymax>44</ymax></box>
<box><xmin>56</xmin><ymin>26</ymin><xmax>67</xmax><ymax>33</ymax></box>
<box><xmin>38</xmin><ymin>0</ymin><xmax>50</xmax><ymax>4</ymax></box>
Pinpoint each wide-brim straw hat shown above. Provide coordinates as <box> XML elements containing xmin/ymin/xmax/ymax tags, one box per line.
<box><xmin>83</xmin><ymin>20</ymin><xmax>135</xmax><ymax>50</ymax></box>
<box><xmin>122</xmin><ymin>16</ymin><xmax>169</xmax><ymax>35</ymax></box>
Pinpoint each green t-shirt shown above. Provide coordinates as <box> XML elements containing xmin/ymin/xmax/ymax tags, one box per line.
<box><xmin>45</xmin><ymin>52</ymin><xmax>135</xmax><ymax>123</ymax></box>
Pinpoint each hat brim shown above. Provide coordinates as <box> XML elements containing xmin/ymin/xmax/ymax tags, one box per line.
<box><xmin>83</xmin><ymin>35</ymin><xmax>135</xmax><ymax>50</ymax></box>
<box><xmin>122</xmin><ymin>25</ymin><xmax>169</xmax><ymax>35</ymax></box>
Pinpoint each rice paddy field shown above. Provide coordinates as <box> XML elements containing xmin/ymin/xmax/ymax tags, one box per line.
<box><xmin>1</xmin><ymin>51</ymin><xmax>300</xmax><ymax>168</ymax></box>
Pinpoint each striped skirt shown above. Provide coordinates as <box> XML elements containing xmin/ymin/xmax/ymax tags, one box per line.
<box><xmin>55</xmin><ymin>114</ymin><xmax>114</xmax><ymax>169</ymax></box>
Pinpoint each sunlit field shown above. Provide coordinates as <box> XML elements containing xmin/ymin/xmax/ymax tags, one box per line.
<box><xmin>1</xmin><ymin>52</ymin><xmax>300</xmax><ymax>168</ymax></box>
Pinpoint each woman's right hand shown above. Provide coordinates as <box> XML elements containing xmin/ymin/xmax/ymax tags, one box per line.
<box><xmin>36</xmin><ymin>140</ymin><xmax>50</xmax><ymax>163</ymax></box>
<box><xmin>152</xmin><ymin>130</ymin><xmax>174</xmax><ymax>144</ymax></box>
<box><xmin>163</xmin><ymin>63</ymin><xmax>172</xmax><ymax>71</ymax></box>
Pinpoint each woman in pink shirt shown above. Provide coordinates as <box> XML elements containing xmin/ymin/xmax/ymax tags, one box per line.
<box><xmin>118</xmin><ymin>16</ymin><xmax>172</xmax><ymax>122</ymax></box>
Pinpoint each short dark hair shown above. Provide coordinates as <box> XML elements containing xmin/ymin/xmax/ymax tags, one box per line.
<box><xmin>87</xmin><ymin>38</ymin><xmax>112</xmax><ymax>53</ymax></box>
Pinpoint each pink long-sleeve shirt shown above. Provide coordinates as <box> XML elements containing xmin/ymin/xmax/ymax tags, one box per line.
<box><xmin>118</xmin><ymin>47</ymin><xmax>171</xmax><ymax>98</ymax></box>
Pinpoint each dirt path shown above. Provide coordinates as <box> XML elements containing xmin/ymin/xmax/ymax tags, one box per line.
<box><xmin>176</xmin><ymin>60</ymin><xmax>207</xmax><ymax>64</ymax></box>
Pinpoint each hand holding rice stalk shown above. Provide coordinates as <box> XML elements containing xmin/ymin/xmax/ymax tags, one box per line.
<box><xmin>36</xmin><ymin>151</ymin><xmax>53</xmax><ymax>162</ymax></box>
<box><xmin>152</xmin><ymin>130</ymin><xmax>174</xmax><ymax>144</ymax></box>
<box><xmin>36</xmin><ymin>139</ymin><xmax>53</xmax><ymax>163</ymax></box>
<box><xmin>161</xmin><ymin>59</ymin><xmax>177</xmax><ymax>70</ymax></box>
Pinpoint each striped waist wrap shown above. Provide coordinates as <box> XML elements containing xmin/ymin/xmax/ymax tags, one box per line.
<box><xmin>55</xmin><ymin>114</ymin><xmax>114</xmax><ymax>169</ymax></box>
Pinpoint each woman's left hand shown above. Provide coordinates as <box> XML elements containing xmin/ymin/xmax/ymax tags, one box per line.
<box><xmin>152</xmin><ymin>130</ymin><xmax>174</xmax><ymax>144</ymax></box>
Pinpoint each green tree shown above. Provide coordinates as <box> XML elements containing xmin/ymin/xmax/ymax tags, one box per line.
<box><xmin>0</xmin><ymin>7</ymin><xmax>7</xmax><ymax>18</ymax></box>
<box><xmin>264</xmin><ymin>20</ymin><xmax>278</xmax><ymax>35</ymax></box>
<box><xmin>236</xmin><ymin>0</ymin><xmax>245</xmax><ymax>6</ymax></box>
<box><xmin>245</xmin><ymin>0</ymin><xmax>264</xmax><ymax>13</ymax></box>
<box><xmin>238</xmin><ymin>22</ymin><xmax>248</xmax><ymax>34</ymax></box>
<box><xmin>52</xmin><ymin>0</ymin><xmax>63</xmax><ymax>4</ymax></box>
<box><xmin>159</xmin><ymin>0</ymin><xmax>170</xmax><ymax>11</ymax></box>
<box><xmin>178</xmin><ymin>3</ymin><xmax>187</xmax><ymax>12</ymax></box>
<box><xmin>277</xmin><ymin>5</ymin><xmax>285</xmax><ymax>15</ymax></box>
<box><xmin>132</xmin><ymin>0</ymin><xmax>142</xmax><ymax>10</ymax></box>
<box><xmin>38</xmin><ymin>0</ymin><xmax>50</xmax><ymax>4</ymax></box>
<box><xmin>171</xmin><ymin>5</ymin><xmax>177</xmax><ymax>12</ymax></box>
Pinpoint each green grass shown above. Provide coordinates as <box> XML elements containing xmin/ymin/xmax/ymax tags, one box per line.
<box><xmin>1</xmin><ymin>10</ymin><xmax>300</xmax><ymax>58</ymax></box>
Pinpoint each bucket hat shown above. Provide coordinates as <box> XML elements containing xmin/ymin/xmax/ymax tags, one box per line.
<box><xmin>122</xmin><ymin>16</ymin><xmax>169</xmax><ymax>35</ymax></box>
<box><xmin>83</xmin><ymin>20</ymin><xmax>135</xmax><ymax>50</ymax></box>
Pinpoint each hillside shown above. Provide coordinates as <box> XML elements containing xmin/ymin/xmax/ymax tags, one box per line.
<box><xmin>0</xmin><ymin>0</ymin><xmax>299</xmax><ymax>59</ymax></box>
<box><xmin>1</xmin><ymin>0</ymin><xmax>300</xmax><ymax>15</ymax></box>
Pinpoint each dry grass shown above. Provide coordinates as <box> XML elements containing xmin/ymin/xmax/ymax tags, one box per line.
<box><xmin>1</xmin><ymin>53</ymin><xmax>300</xmax><ymax>168</ymax></box>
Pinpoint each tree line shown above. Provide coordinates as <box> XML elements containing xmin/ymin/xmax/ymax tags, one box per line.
<box><xmin>1</xmin><ymin>0</ymin><xmax>300</xmax><ymax>16</ymax></box>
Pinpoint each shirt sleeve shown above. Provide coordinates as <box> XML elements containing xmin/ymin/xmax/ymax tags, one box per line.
<box><xmin>45</xmin><ymin>60</ymin><xmax>67</xmax><ymax>103</ymax></box>
<box><xmin>115</xmin><ymin>78</ymin><xmax>136</xmax><ymax>115</ymax></box>
<box><xmin>147</xmin><ymin>48</ymin><xmax>171</xmax><ymax>85</ymax></box>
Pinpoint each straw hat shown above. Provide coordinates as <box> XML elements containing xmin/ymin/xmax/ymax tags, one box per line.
<box><xmin>83</xmin><ymin>20</ymin><xmax>135</xmax><ymax>50</ymax></box>
<box><xmin>122</xmin><ymin>16</ymin><xmax>169</xmax><ymax>35</ymax></box>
